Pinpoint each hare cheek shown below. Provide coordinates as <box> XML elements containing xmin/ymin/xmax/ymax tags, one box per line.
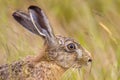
<box><xmin>76</xmin><ymin>49</ymin><xmax>83</xmax><ymax>59</ymax></box>
<box><xmin>55</xmin><ymin>53</ymin><xmax>75</xmax><ymax>68</ymax></box>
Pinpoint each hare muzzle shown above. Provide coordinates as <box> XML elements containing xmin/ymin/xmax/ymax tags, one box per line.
<box><xmin>77</xmin><ymin>48</ymin><xmax>92</xmax><ymax>65</ymax></box>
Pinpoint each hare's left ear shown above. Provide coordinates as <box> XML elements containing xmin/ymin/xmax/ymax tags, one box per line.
<box><xmin>28</xmin><ymin>6</ymin><xmax>57</xmax><ymax>46</ymax></box>
<box><xmin>13</xmin><ymin>11</ymin><xmax>40</xmax><ymax>36</ymax></box>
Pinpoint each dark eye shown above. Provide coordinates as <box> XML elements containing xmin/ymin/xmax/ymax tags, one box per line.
<box><xmin>67</xmin><ymin>43</ymin><xmax>76</xmax><ymax>50</ymax></box>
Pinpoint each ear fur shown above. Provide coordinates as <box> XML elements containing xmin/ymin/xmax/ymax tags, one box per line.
<box><xmin>13</xmin><ymin>6</ymin><xmax>58</xmax><ymax>46</ymax></box>
<box><xmin>13</xmin><ymin>11</ymin><xmax>40</xmax><ymax>36</ymax></box>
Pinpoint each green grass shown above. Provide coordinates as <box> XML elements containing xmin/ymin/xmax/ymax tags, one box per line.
<box><xmin>0</xmin><ymin>0</ymin><xmax>120</xmax><ymax>80</ymax></box>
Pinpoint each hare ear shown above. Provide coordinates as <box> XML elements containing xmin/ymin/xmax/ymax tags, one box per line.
<box><xmin>12</xmin><ymin>11</ymin><xmax>40</xmax><ymax>36</ymax></box>
<box><xmin>28</xmin><ymin>6</ymin><xmax>57</xmax><ymax>46</ymax></box>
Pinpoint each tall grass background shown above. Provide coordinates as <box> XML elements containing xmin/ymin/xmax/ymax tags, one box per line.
<box><xmin>0</xmin><ymin>0</ymin><xmax>120</xmax><ymax>80</ymax></box>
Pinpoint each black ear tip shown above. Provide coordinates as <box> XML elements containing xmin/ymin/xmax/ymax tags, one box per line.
<box><xmin>12</xmin><ymin>12</ymin><xmax>17</xmax><ymax>17</ymax></box>
<box><xmin>12</xmin><ymin>11</ymin><xmax>20</xmax><ymax>17</ymax></box>
<box><xmin>12</xmin><ymin>11</ymin><xmax>22</xmax><ymax>21</ymax></box>
<box><xmin>12</xmin><ymin>11</ymin><xmax>19</xmax><ymax>19</ymax></box>
<box><xmin>28</xmin><ymin>5</ymin><xmax>41</xmax><ymax>10</ymax></box>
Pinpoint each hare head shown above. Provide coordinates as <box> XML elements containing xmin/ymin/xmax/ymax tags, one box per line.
<box><xmin>13</xmin><ymin>6</ymin><xmax>92</xmax><ymax>69</ymax></box>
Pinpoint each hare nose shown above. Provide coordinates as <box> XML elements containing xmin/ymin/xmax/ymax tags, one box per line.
<box><xmin>88</xmin><ymin>58</ymin><xmax>92</xmax><ymax>62</ymax></box>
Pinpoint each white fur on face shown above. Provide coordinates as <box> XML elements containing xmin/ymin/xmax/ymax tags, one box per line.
<box><xmin>76</xmin><ymin>49</ymin><xmax>83</xmax><ymax>59</ymax></box>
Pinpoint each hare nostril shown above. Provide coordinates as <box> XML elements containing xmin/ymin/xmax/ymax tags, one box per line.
<box><xmin>88</xmin><ymin>58</ymin><xmax>92</xmax><ymax>62</ymax></box>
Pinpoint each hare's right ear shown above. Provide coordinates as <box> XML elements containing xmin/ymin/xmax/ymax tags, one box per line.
<box><xmin>28</xmin><ymin>6</ymin><xmax>57</xmax><ymax>46</ymax></box>
<box><xmin>28</xmin><ymin>6</ymin><xmax>55</xmax><ymax>40</ymax></box>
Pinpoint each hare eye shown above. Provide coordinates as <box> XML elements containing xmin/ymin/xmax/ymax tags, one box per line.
<box><xmin>67</xmin><ymin>43</ymin><xmax>76</xmax><ymax>50</ymax></box>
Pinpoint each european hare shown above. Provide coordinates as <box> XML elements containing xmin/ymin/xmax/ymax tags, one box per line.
<box><xmin>0</xmin><ymin>5</ymin><xmax>92</xmax><ymax>80</ymax></box>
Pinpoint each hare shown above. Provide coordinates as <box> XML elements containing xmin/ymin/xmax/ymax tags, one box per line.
<box><xmin>0</xmin><ymin>5</ymin><xmax>92</xmax><ymax>80</ymax></box>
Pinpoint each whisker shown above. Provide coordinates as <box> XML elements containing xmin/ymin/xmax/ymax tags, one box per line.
<box><xmin>77</xmin><ymin>68</ymin><xmax>81</xmax><ymax>79</ymax></box>
<box><xmin>63</xmin><ymin>64</ymin><xmax>76</xmax><ymax>80</ymax></box>
<box><xmin>83</xmin><ymin>62</ymin><xmax>92</xmax><ymax>80</ymax></box>
<box><xmin>89</xmin><ymin>62</ymin><xmax>92</xmax><ymax>73</ymax></box>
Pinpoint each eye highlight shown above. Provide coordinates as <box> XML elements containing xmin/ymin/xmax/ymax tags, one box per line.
<box><xmin>67</xmin><ymin>43</ymin><xmax>76</xmax><ymax>50</ymax></box>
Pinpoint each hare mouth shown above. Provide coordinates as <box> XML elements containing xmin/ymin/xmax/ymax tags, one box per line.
<box><xmin>72</xmin><ymin>64</ymin><xmax>82</xmax><ymax>69</ymax></box>
<box><xmin>73</xmin><ymin>60</ymin><xmax>91</xmax><ymax>68</ymax></box>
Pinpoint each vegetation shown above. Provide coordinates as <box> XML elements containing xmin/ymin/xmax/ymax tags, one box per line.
<box><xmin>0</xmin><ymin>0</ymin><xmax>120</xmax><ymax>80</ymax></box>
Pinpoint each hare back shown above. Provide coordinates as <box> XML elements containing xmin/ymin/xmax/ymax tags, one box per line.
<box><xmin>0</xmin><ymin>60</ymin><xmax>64</xmax><ymax>80</ymax></box>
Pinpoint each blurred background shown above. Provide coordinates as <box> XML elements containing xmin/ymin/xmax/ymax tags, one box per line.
<box><xmin>0</xmin><ymin>0</ymin><xmax>120</xmax><ymax>80</ymax></box>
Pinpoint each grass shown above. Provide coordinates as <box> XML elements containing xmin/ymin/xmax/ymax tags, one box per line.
<box><xmin>0</xmin><ymin>0</ymin><xmax>120</xmax><ymax>80</ymax></box>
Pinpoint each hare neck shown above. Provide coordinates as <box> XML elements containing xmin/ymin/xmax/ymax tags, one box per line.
<box><xmin>33</xmin><ymin>61</ymin><xmax>65</xmax><ymax>80</ymax></box>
